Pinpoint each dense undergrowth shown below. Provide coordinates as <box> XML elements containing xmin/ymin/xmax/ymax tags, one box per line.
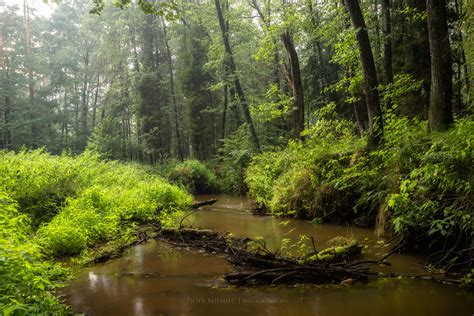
<box><xmin>0</xmin><ymin>150</ymin><xmax>191</xmax><ymax>313</ymax></box>
<box><xmin>246</xmin><ymin>104</ymin><xmax>473</xmax><ymax>271</ymax></box>
<box><xmin>166</xmin><ymin>159</ymin><xmax>219</xmax><ymax>194</ymax></box>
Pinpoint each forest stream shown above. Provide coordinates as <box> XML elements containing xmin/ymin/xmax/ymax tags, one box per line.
<box><xmin>64</xmin><ymin>195</ymin><xmax>474</xmax><ymax>316</ymax></box>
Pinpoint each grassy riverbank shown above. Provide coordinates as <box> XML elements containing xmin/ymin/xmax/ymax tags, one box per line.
<box><xmin>0</xmin><ymin>150</ymin><xmax>191</xmax><ymax>314</ymax></box>
<box><xmin>245</xmin><ymin>109</ymin><xmax>473</xmax><ymax>273</ymax></box>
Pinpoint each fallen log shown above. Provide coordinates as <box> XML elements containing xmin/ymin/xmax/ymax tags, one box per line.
<box><xmin>157</xmin><ymin>227</ymin><xmax>381</xmax><ymax>286</ymax></box>
<box><xmin>191</xmin><ymin>198</ymin><xmax>218</xmax><ymax>209</ymax></box>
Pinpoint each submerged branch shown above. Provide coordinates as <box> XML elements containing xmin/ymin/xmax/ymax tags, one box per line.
<box><xmin>157</xmin><ymin>227</ymin><xmax>391</xmax><ymax>286</ymax></box>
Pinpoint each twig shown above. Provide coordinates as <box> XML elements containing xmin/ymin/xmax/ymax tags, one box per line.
<box><xmin>179</xmin><ymin>209</ymin><xmax>201</xmax><ymax>229</ymax></box>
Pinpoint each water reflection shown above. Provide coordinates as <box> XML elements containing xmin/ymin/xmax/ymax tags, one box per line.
<box><xmin>64</xmin><ymin>195</ymin><xmax>474</xmax><ymax>316</ymax></box>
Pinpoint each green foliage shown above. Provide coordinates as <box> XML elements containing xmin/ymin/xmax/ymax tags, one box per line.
<box><xmin>0</xmin><ymin>150</ymin><xmax>191</xmax><ymax>313</ymax></box>
<box><xmin>462</xmin><ymin>269</ymin><xmax>474</xmax><ymax>289</ymax></box>
<box><xmin>0</xmin><ymin>192</ymin><xmax>69</xmax><ymax>314</ymax></box>
<box><xmin>246</xmin><ymin>104</ymin><xmax>473</xmax><ymax>267</ymax></box>
<box><xmin>388</xmin><ymin>119</ymin><xmax>473</xmax><ymax>251</ymax></box>
<box><xmin>251</xmin><ymin>84</ymin><xmax>293</xmax><ymax>123</ymax></box>
<box><xmin>246</xmin><ymin>103</ymin><xmax>362</xmax><ymax>220</ymax></box>
<box><xmin>167</xmin><ymin>159</ymin><xmax>219</xmax><ymax>194</ymax></box>
<box><xmin>217</xmin><ymin>125</ymin><xmax>256</xmax><ymax>194</ymax></box>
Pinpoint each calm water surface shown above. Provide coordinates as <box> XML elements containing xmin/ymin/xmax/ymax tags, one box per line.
<box><xmin>64</xmin><ymin>195</ymin><xmax>474</xmax><ymax>315</ymax></box>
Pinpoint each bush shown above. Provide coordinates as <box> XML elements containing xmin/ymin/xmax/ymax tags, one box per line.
<box><xmin>0</xmin><ymin>192</ymin><xmax>69</xmax><ymax>314</ymax></box>
<box><xmin>246</xmin><ymin>103</ymin><xmax>362</xmax><ymax>221</ymax></box>
<box><xmin>167</xmin><ymin>159</ymin><xmax>218</xmax><ymax>194</ymax></box>
<box><xmin>388</xmin><ymin>119</ymin><xmax>473</xmax><ymax>266</ymax></box>
<box><xmin>216</xmin><ymin>125</ymin><xmax>256</xmax><ymax>194</ymax></box>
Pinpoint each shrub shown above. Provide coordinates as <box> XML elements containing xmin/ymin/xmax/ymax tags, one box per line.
<box><xmin>246</xmin><ymin>103</ymin><xmax>362</xmax><ymax>220</ymax></box>
<box><xmin>167</xmin><ymin>159</ymin><xmax>218</xmax><ymax>194</ymax></box>
<box><xmin>0</xmin><ymin>192</ymin><xmax>69</xmax><ymax>314</ymax></box>
<box><xmin>388</xmin><ymin>119</ymin><xmax>473</xmax><ymax>266</ymax></box>
<box><xmin>217</xmin><ymin>125</ymin><xmax>257</xmax><ymax>194</ymax></box>
<box><xmin>35</xmin><ymin>160</ymin><xmax>192</xmax><ymax>257</ymax></box>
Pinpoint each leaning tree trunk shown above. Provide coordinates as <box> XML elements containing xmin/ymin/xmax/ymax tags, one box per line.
<box><xmin>345</xmin><ymin>0</ymin><xmax>384</xmax><ymax>147</ymax></box>
<box><xmin>281</xmin><ymin>29</ymin><xmax>305</xmax><ymax>140</ymax></box>
<box><xmin>426</xmin><ymin>0</ymin><xmax>453</xmax><ymax>131</ymax></box>
<box><xmin>214</xmin><ymin>0</ymin><xmax>261</xmax><ymax>152</ymax></box>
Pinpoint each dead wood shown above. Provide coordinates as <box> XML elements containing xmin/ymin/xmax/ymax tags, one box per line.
<box><xmin>158</xmin><ymin>227</ymin><xmax>383</xmax><ymax>286</ymax></box>
<box><xmin>191</xmin><ymin>198</ymin><xmax>218</xmax><ymax>209</ymax></box>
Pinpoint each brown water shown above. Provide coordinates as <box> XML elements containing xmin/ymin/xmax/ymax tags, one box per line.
<box><xmin>65</xmin><ymin>194</ymin><xmax>474</xmax><ymax>316</ymax></box>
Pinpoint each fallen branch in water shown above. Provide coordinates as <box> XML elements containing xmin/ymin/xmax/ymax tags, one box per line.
<box><xmin>179</xmin><ymin>199</ymin><xmax>218</xmax><ymax>229</ymax></box>
<box><xmin>157</xmin><ymin>227</ymin><xmax>382</xmax><ymax>286</ymax></box>
<box><xmin>191</xmin><ymin>198</ymin><xmax>218</xmax><ymax>209</ymax></box>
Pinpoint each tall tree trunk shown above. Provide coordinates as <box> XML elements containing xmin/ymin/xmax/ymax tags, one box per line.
<box><xmin>345</xmin><ymin>0</ymin><xmax>384</xmax><ymax>147</ymax></box>
<box><xmin>281</xmin><ymin>29</ymin><xmax>305</xmax><ymax>140</ymax></box>
<box><xmin>23</xmin><ymin>0</ymin><xmax>34</xmax><ymax>104</ymax></box>
<box><xmin>308</xmin><ymin>2</ymin><xmax>329</xmax><ymax>88</ymax></box>
<box><xmin>91</xmin><ymin>70</ymin><xmax>99</xmax><ymax>131</ymax></box>
<box><xmin>400</xmin><ymin>0</ymin><xmax>430</xmax><ymax>118</ymax></box>
<box><xmin>221</xmin><ymin>83</ymin><xmax>228</xmax><ymax>140</ymax></box>
<box><xmin>162</xmin><ymin>17</ymin><xmax>184</xmax><ymax>161</ymax></box>
<box><xmin>62</xmin><ymin>90</ymin><xmax>68</xmax><ymax>143</ymax></box>
<box><xmin>214</xmin><ymin>0</ymin><xmax>261</xmax><ymax>152</ymax></box>
<box><xmin>229</xmin><ymin>87</ymin><xmax>241</xmax><ymax>130</ymax></box>
<box><xmin>0</xmin><ymin>32</ymin><xmax>11</xmax><ymax>149</ymax></box>
<box><xmin>372</xmin><ymin>0</ymin><xmax>382</xmax><ymax>66</ymax></box>
<box><xmin>23</xmin><ymin>0</ymin><xmax>36</xmax><ymax>141</ymax></box>
<box><xmin>382</xmin><ymin>0</ymin><xmax>393</xmax><ymax>83</ymax></box>
<box><xmin>426</xmin><ymin>0</ymin><xmax>453</xmax><ymax>131</ymax></box>
<box><xmin>454</xmin><ymin>0</ymin><xmax>470</xmax><ymax>110</ymax></box>
<box><xmin>81</xmin><ymin>50</ymin><xmax>89</xmax><ymax>146</ymax></box>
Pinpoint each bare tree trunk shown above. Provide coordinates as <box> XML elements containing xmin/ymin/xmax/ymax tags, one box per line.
<box><xmin>221</xmin><ymin>83</ymin><xmax>228</xmax><ymax>140</ymax></box>
<box><xmin>162</xmin><ymin>17</ymin><xmax>184</xmax><ymax>161</ymax></box>
<box><xmin>382</xmin><ymin>0</ymin><xmax>393</xmax><ymax>83</ymax></box>
<box><xmin>23</xmin><ymin>0</ymin><xmax>36</xmax><ymax>141</ymax></box>
<box><xmin>427</xmin><ymin>0</ymin><xmax>453</xmax><ymax>131</ymax></box>
<box><xmin>23</xmin><ymin>0</ymin><xmax>34</xmax><ymax>104</ymax></box>
<box><xmin>454</xmin><ymin>0</ymin><xmax>470</xmax><ymax>109</ymax></box>
<box><xmin>92</xmin><ymin>70</ymin><xmax>99</xmax><ymax>131</ymax></box>
<box><xmin>215</xmin><ymin>0</ymin><xmax>261</xmax><ymax>152</ymax></box>
<box><xmin>307</xmin><ymin>2</ymin><xmax>329</xmax><ymax>88</ymax></box>
<box><xmin>345</xmin><ymin>0</ymin><xmax>384</xmax><ymax>147</ymax></box>
<box><xmin>81</xmin><ymin>50</ymin><xmax>89</xmax><ymax>145</ymax></box>
<box><xmin>0</xmin><ymin>32</ymin><xmax>11</xmax><ymax>149</ymax></box>
<box><xmin>281</xmin><ymin>29</ymin><xmax>305</xmax><ymax>140</ymax></box>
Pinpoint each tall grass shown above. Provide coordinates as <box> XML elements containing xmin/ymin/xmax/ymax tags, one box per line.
<box><xmin>0</xmin><ymin>149</ymin><xmax>192</xmax><ymax>313</ymax></box>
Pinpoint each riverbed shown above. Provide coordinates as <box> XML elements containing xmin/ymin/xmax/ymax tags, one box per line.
<box><xmin>64</xmin><ymin>195</ymin><xmax>474</xmax><ymax>315</ymax></box>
